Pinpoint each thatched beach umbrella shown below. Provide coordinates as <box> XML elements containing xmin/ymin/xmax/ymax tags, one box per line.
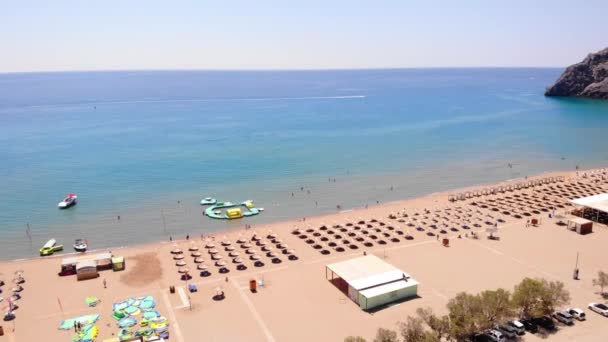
<box><xmin>241</xmin><ymin>243</ymin><xmax>252</xmax><ymax>249</ymax></box>
<box><xmin>233</xmin><ymin>257</ymin><xmax>243</xmax><ymax>264</ymax></box>
<box><xmin>267</xmin><ymin>231</ymin><xmax>277</xmax><ymax>239</ymax></box>
<box><xmin>176</xmin><ymin>260</ymin><xmax>187</xmax><ymax>267</ymax></box>
<box><xmin>173</xmin><ymin>254</ymin><xmax>184</xmax><ymax>260</ymax></box>
<box><xmin>188</xmin><ymin>244</ymin><xmax>199</xmax><ymax>252</ymax></box>
<box><xmin>191</xmin><ymin>251</ymin><xmax>202</xmax><ymax>257</ymax></box>
<box><xmin>208</xmin><ymin>248</ymin><xmax>219</xmax><ymax>254</ymax></box>
<box><xmin>205</xmin><ymin>241</ymin><xmax>215</xmax><ymax>248</ymax></box>
<box><xmin>197</xmin><ymin>264</ymin><xmax>208</xmax><ymax>270</ymax></box>
<box><xmin>261</xmin><ymin>246</ymin><xmax>272</xmax><ymax>252</ymax></box>
<box><xmin>194</xmin><ymin>257</ymin><xmax>204</xmax><ymax>264</ymax></box>
<box><xmin>211</xmin><ymin>254</ymin><xmax>222</xmax><ymax>260</ymax></box>
<box><xmin>215</xmin><ymin>260</ymin><xmax>227</xmax><ymax>267</ymax></box>
<box><xmin>225</xmin><ymin>245</ymin><xmax>235</xmax><ymax>251</ymax></box>
<box><xmin>178</xmin><ymin>267</ymin><xmax>190</xmax><ymax>273</ymax></box>
<box><xmin>236</xmin><ymin>235</ymin><xmax>247</xmax><ymax>244</ymax></box>
<box><xmin>170</xmin><ymin>248</ymin><xmax>183</xmax><ymax>254</ymax></box>
<box><xmin>229</xmin><ymin>251</ymin><xmax>240</xmax><ymax>257</ymax></box>
<box><xmin>284</xmin><ymin>249</ymin><xmax>295</xmax><ymax>255</ymax></box>
<box><xmin>250</xmin><ymin>254</ymin><xmax>261</xmax><ymax>260</ymax></box>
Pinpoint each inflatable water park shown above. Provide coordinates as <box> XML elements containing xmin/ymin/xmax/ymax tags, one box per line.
<box><xmin>200</xmin><ymin>197</ymin><xmax>264</xmax><ymax>220</ymax></box>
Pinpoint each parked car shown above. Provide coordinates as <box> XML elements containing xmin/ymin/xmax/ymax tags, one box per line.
<box><xmin>588</xmin><ymin>303</ymin><xmax>608</xmax><ymax>317</ymax></box>
<box><xmin>494</xmin><ymin>324</ymin><xmax>517</xmax><ymax>339</ymax></box>
<box><xmin>507</xmin><ymin>320</ymin><xmax>526</xmax><ymax>335</ymax></box>
<box><xmin>552</xmin><ymin>311</ymin><xmax>574</xmax><ymax>325</ymax></box>
<box><xmin>471</xmin><ymin>332</ymin><xmax>494</xmax><ymax>342</ymax></box>
<box><xmin>531</xmin><ymin>316</ymin><xmax>556</xmax><ymax>331</ymax></box>
<box><xmin>567</xmin><ymin>308</ymin><xmax>586</xmax><ymax>321</ymax></box>
<box><xmin>519</xmin><ymin>319</ymin><xmax>538</xmax><ymax>333</ymax></box>
<box><xmin>486</xmin><ymin>329</ymin><xmax>506</xmax><ymax>342</ymax></box>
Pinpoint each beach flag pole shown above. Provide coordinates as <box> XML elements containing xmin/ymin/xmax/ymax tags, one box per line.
<box><xmin>57</xmin><ymin>297</ymin><xmax>64</xmax><ymax>315</ymax></box>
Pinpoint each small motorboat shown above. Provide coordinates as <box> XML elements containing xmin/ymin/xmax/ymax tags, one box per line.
<box><xmin>73</xmin><ymin>239</ymin><xmax>88</xmax><ymax>252</ymax></box>
<box><xmin>200</xmin><ymin>197</ymin><xmax>217</xmax><ymax>205</ymax></box>
<box><xmin>58</xmin><ymin>193</ymin><xmax>77</xmax><ymax>209</ymax></box>
<box><xmin>40</xmin><ymin>238</ymin><xmax>64</xmax><ymax>256</ymax></box>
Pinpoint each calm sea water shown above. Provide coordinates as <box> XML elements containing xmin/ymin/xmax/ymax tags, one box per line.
<box><xmin>1</xmin><ymin>69</ymin><xmax>607</xmax><ymax>259</ymax></box>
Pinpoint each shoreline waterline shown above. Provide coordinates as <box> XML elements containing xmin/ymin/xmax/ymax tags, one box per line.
<box><xmin>3</xmin><ymin>167</ymin><xmax>595</xmax><ymax>264</ymax></box>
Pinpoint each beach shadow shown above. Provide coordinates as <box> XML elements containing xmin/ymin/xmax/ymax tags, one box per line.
<box><xmin>364</xmin><ymin>295</ymin><xmax>421</xmax><ymax>314</ymax></box>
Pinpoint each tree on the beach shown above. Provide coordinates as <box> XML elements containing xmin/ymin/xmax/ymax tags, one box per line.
<box><xmin>512</xmin><ymin>277</ymin><xmax>570</xmax><ymax>318</ymax></box>
<box><xmin>446</xmin><ymin>292</ymin><xmax>482</xmax><ymax>340</ymax></box>
<box><xmin>592</xmin><ymin>270</ymin><xmax>608</xmax><ymax>296</ymax></box>
<box><xmin>373</xmin><ymin>328</ymin><xmax>399</xmax><ymax>342</ymax></box>
<box><xmin>398</xmin><ymin>316</ymin><xmax>426</xmax><ymax>342</ymax></box>
<box><xmin>477</xmin><ymin>289</ymin><xmax>514</xmax><ymax>327</ymax></box>
<box><xmin>344</xmin><ymin>336</ymin><xmax>367</xmax><ymax>342</ymax></box>
<box><xmin>415</xmin><ymin>307</ymin><xmax>449</xmax><ymax>341</ymax></box>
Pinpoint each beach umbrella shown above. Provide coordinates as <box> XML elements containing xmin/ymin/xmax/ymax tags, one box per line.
<box><xmin>175</xmin><ymin>260</ymin><xmax>187</xmax><ymax>267</ymax></box>
<box><xmin>215</xmin><ymin>260</ymin><xmax>227</xmax><ymax>267</ymax></box>
<box><xmin>267</xmin><ymin>231</ymin><xmax>277</xmax><ymax>239</ymax></box>
<box><xmin>250</xmin><ymin>254</ymin><xmax>261</xmax><ymax>260</ymax></box>
<box><xmin>284</xmin><ymin>249</ymin><xmax>295</xmax><ymax>255</ymax></box>
<box><xmin>177</xmin><ymin>267</ymin><xmax>190</xmax><ymax>273</ymax></box>
<box><xmin>233</xmin><ymin>257</ymin><xmax>243</xmax><ymax>264</ymax></box>
<box><xmin>197</xmin><ymin>264</ymin><xmax>208</xmax><ymax>270</ymax></box>
<box><xmin>188</xmin><ymin>245</ymin><xmax>199</xmax><ymax>251</ymax></box>
<box><xmin>221</xmin><ymin>240</ymin><xmax>231</xmax><ymax>246</ymax></box>
<box><xmin>211</xmin><ymin>254</ymin><xmax>222</xmax><ymax>260</ymax></box>
<box><xmin>257</xmin><ymin>240</ymin><xmax>267</xmax><ymax>246</ymax></box>
<box><xmin>225</xmin><ymin>245</ymin><xmax>235</xmax><ymax>251</ymax></box>
<box><xmin>208</xmin><ymin>248</ymin><xmax>219</xmax><ymax>254</ymax></box>
<box><xmin>267</xmin><ymin>252</ymin><xmax>277</xmax><ymax>258</ymax></box>
<box><xmin>194</xmin><ymin>257</ymin><xmax>204</xmax><ymax>264</ymax></box>
<box><xmin>171</xmin><ymin>248</ymin><xmax>182</xmax><ymax>254</ymax></box>
<box><xmin>173</xmin><ymin>254</ymin><xmax>184</xmax><ymax>260</ymax></box>
<box><xmin>205</xmin><ymin>241</ymin><xmax>215</xmax><ymax>248</ymax></box>
<box><xmin>251</xmin><ymin>232</ymin><xmax>260</xmax><ymax>241</ymax></box>
<box><xmin>277</xmin><ymin>243</ymin><xmax>288</xmax><ymax>250</ymax></box>
<box><xmin>245</xmin><ymin>248</ymin><xmax>256</xmax><ymax>254</ymax></box>
<box><xmin>229</xmin><ymin>251</ymin><xmax>240</xmax><ymax>257</ymax></box>
<box><xmin>236</xmin><ymin>236</ymin><xmax>247</xmax><ymax>244</ymax></box>
<box><xmin>191</xmin><ymin>251</ymin><xmax>202</xmax><ymax>257</ymax></box>
<box><xmin>273</xmin><ymin>238</ymin><xmax>283</xmax><ymax>244</ymax></box>
<box><xmin>241</xmin><ymin>243</ymin><xmax>252</xmax><ymax>249</ymax></box>
<box><xmin>261</xmin><ymin>246</ymin><xmax>272</xmax><ymax>252</ymax></box>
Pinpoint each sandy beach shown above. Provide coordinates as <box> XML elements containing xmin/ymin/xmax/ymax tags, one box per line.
<box><xmin>2</xmin><ymin>168</ymin><xmax>608</xmax><ymax>342</ymax></box>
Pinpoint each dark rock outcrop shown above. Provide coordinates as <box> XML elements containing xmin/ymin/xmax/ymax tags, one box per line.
<box><xmin>545</xmin><ymin>47</ymin><xmax>608</xmax><ymax>99</ymax></box>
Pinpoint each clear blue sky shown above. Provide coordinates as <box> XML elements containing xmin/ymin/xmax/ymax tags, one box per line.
<box><xmin>1</xmin><ymin>0</ymin><xmax>606</xmax><ymax>72</ymax></box>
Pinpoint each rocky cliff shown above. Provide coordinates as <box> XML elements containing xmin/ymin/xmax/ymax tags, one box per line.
<box><xmin>545</xmin><ymin>47</ymin><xmax>608</xmax><ymax>99</ymax></box>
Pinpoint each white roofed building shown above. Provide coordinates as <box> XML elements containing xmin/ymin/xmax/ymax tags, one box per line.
<box><xmin>325</xmin><ymin>254</ymin><xmax>418</xmax><ymax>311</ymax></box>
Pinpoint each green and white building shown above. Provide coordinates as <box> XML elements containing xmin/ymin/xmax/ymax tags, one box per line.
<box><xmin>325</xmin><ymin>254</ymin><xmax>418</xmax><ymax>311</ymax></box>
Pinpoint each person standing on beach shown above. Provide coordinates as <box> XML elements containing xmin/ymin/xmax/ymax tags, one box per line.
<box><xmin>103</xmin><ymin>278</ymin><xmax>107</xmax><ymax>289</ymax></box>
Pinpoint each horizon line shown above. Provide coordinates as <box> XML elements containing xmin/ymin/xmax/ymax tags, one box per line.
<box><xmin>0</xmin><ymin>66</ymin><xmax>566</xmax><ymax>75</ymax></box>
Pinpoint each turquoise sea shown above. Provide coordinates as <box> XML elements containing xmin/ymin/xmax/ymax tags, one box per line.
<box><xmin>1</xmin><ymin>69</ymin><xmax>608</xmax><ymax>259</ymax></box>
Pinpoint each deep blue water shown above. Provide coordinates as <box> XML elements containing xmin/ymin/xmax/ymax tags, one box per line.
<box><xmin>1</xmin><ymin>69</ymin><xmax>608</xmax><ymax>259</ymax></box>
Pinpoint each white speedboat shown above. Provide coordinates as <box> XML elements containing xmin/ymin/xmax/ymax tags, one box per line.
<box><xmin>58</xmin><ymin>193</ymin><xmax>77</xmax><ymax>209</ymax></box>
<box><xmin>73</xmin><ymin>238</ymin><xmax>87</xmax><ymax>252</ymax></box>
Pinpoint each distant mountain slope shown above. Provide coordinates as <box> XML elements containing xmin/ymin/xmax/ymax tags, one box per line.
<box><xmin>545</xmin><ymin>47</ymin><xmax>608</xmax><ymax>99</ymax></box>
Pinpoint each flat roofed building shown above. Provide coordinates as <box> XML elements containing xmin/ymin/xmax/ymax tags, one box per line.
<box><xmin>570</xmin><ymin>193</ymin><xmax>608</xmax><ymax>224</ymax></box>
<box><xmin>325</xmin><ymin>255</ymin><xmax>418</xmax><ymax>311</ymax></box>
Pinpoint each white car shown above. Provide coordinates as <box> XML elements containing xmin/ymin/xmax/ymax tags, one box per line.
<box><xmin>507</xmin><ymin>320</ymin><xmax>526</xmax><ymax>335</ymax></box>
<box><xmin>567</xmin><ymin>308</ymin><xmax>586</xmax><ymax>321</ymax></box>
<box><xmin>486</xmin><ymin>329</ymin><xmax>506</xmax><ymax>342</ymax></box>
<box><xmin>588</xmin><ymin>303</ymin><xmax>608</xmax><ymax>317</ymax></box>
